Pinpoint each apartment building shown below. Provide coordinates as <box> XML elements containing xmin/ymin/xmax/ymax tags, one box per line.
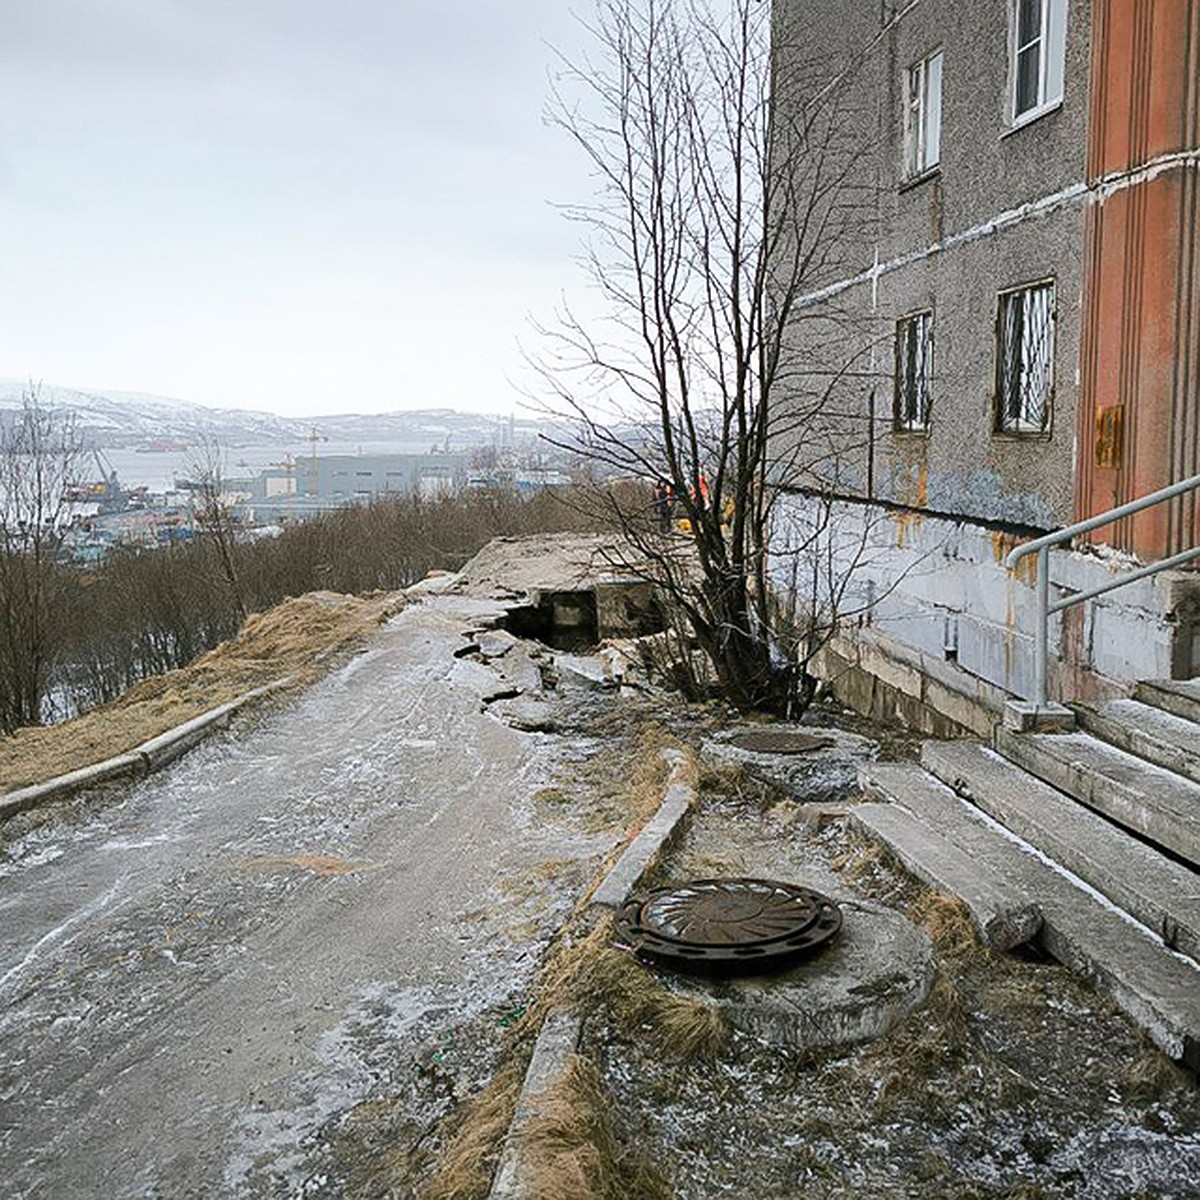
<box><xmin>771</xmin><ymin>0</ymin><xmax>1199</xmax><ymax>734</ymax></box>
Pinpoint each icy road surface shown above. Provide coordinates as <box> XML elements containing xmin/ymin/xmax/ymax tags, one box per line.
<box><xmin>0</xmin><ymin>595</ymin><xmax>607</xmax><ymax>1197</ymax></box>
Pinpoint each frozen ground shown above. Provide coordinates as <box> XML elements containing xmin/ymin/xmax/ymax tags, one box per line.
<box><xmin>588</xmin><ymin>770</ymin><xmax>1200</xmax><ymax>1199</ymax></box>
<box><xmin>0</xmin><ymin>593</ymin><xmax>621</xmax><ymax>1198</ymax></box>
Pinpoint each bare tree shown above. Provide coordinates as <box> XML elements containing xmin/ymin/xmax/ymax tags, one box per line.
<box><xmin>185</xmin><ymin>435</ymin><xmax>249</xmax><ymax>623</ymax></box>
<box><xmin>0</xmin><ymin>386</ymin><xmax>82</xmax><ymax>731</ymax></box>
<box><xmin>535</xmin><ymin>0</ymin><xmax>881</xmax><ymax>713</ymax></box>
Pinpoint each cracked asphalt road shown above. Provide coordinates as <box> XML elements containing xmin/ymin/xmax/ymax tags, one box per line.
<box><xmin>0</xmin><ymin>592</ymin><xmax>613</xmax><ymax>1198</ymax></box>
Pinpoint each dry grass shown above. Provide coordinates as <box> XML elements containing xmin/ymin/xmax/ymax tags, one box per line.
<box><xmin>828</xmin><ymin>823</ymin><xmax>923</xmax><ymax>907</ymax></box>
<box><xmin>546</xmin><ymin>723</ymin><xmax>684</xmax><ymax>838</ymax></box>
<box><xmin>423</xmin><ymin>733</ymin><xmax>711</xmax><ymax>1198</ymax></box>
<box><xmin>617</xmin><ymin>725</ymin><xmax>690</xmax><ymax>828</ymax></box>
<box><xmin>695</xmin><ymin>759</ymin><xmax>781</xmax><ymax>812</ymax></box>
<box><xmin>0</xmin><ymin>590</ymin><xmax>403</xmax><ymax>791</ymax></box>
<box><xmin>421</xmin><ymin>914</ymin><xmax>723</xmax><ymax>1198</ymax></box>
<box><xmin>422</xmin><ymin>891</ymin><xmax>699</xmax><ymax>1195</ymax></box>
<box><xmin>421</xmin><ymin>1062</ymin><xmax>526</xmax><ymax>1200</ymax></box>
<box><xmin>1117</xmin><ymin>1049</ymin><xmax>1196</xmax><ymax>1103</ymax></box>
<box><xmin>908</xmin><ymin>891</ymin><xmax>983</xmax><ymax>961</ymax></box>
<box><xmin>530</xmin><ymin>916</ymin><xmax>727</xmax><ymax>1063</ymax></box>
<box><xmin>520</xmin><ymin>1056</ymin><xmax>672</xmax><ymax>1200</ymax></box>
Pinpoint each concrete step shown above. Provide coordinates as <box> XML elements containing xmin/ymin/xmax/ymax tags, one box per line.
<box><xmin>857</xmin><ymin>762</ymin><xmax>1200</xmax><ymax>1069</ymax></box>
<box><xmin>850</xmin><ymin>799</ymin><xmax>1041</xmax><ymax>951</ymax></box>
<box><xmin>1137</xmin><ymin>678</ymin><xmax>1200</xmax><ymax>725</ymax></box>
<box><xmin>1074</xmin><ymin>698</ymin><xmax>1200</xmax><ymax>785</ymax></box>
<box><xmin>993</xmin><ymin>727</ymin><xmax>1200</xmax><ymax>868</ymax></box>
<box><xmin>921</xmin><ymin>740</ymin><xmax>1200</xmax><ymax>964</ymax></box>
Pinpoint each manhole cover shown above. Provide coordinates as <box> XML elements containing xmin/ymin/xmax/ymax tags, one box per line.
<box><xmin>727</xmin><ymin>729</ymin><xmax>834</xmax><ymax>755</ymax></box>
<box><xmin>615</xmin><ymin>878</ymin><xmax>842</xmax><ymax>976</ymax></box>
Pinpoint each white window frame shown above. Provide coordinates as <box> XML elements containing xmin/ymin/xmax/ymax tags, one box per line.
<box><xmin>995</xmin><ymin>280</ymin><xmax>1055</xmax><ymax>435</ymax></box>
<box><xmin>894</xmin><ymin>310</ymin><xmax>933</xmax><ymax>432</ymax></box>
<box><xmin>1011</xmin><ymin>0</ymin><xmax>1068</xmax><ymax>125</ymax></box>
<box><xmin>904</xmin><ymin>50</ymin><xmax>943</xmax><ymax>178</ymax></box>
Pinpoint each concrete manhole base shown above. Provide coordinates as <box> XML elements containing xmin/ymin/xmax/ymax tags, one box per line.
<box><xmin>666</xmin><ymin>897</ymin><xmax>935</xmax><ymax>1050</ymax></box>
<box><xmin>703</xmin><ymin>724</ymin><xmax>877</xmax><ymax>801</ymax></box>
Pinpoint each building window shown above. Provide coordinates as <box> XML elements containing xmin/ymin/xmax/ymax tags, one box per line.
<box><xmin>894</xmin><ymin>311</ymin><xmax>933</xmax><ymax>431</ymax></box>
<box><xmin>995</xmin><ymin>281</ymin><xmax>1054</xmax><ymax>433</ymax></box>
<box><xmin>1012</xmin><ymin>0</ymin><xmax>1067</xmax><ymax>122</ymax></box>
<box><xmin>904</xmin><ymin>50</ymin><xmax>943</xmax><ymax>177</ymax></box>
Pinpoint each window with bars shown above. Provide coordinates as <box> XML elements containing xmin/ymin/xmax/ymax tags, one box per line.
<box><xmin>904</xmin><ymin>50</ymin><xmax>943</xmax><ymax>177</ymax></box>
<box><xmin>1013</xmin><ymin>0</ymin><xmax>1067</xmax><ymax>122</ymax></box>
<box><xmin>894</xmin><ymin>311</ymin><xmax>933</xmax><ymax>431</ymax></box>
<box><xmin>995</xmin><ymin>282</ymin><xmax>1054</xmax><ymax>434</ymax></box>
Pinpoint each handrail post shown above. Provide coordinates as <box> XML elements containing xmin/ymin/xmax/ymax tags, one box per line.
<box><xmin>1034</xmin><ymin>545</ymin><xmax>1049</xmax><ymax>708</ymax></box>
<box><xmin>998</xmin><ymin>468</ymin><xmax>1200</xmax><ymax>730</ymax></box>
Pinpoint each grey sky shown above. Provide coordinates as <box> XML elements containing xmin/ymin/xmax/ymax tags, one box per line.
<box><xmin>0</xmin><ymin>1</ymin><xmax>598</xmax><ymax>416</ymax></box>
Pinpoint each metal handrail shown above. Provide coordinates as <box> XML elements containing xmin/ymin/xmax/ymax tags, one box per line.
<box><xmin>1005</xmin><ymin>471</ymin><xmax>1200</xmax><ymax>707</ymax></box>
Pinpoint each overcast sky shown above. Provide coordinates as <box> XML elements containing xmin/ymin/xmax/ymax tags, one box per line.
<box><xmin>0</xmin><ymin>1</ymin><xmax>600</xmax><ymax>417</ymax></box>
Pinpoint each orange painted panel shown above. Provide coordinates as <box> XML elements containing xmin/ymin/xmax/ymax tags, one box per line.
<box><xmin>1077</xmin><ymin>0</ymin><xmax>1200</xmax><ymax>558</ymax></box>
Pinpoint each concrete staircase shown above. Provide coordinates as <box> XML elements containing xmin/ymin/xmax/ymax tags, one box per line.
<box><xmin>854</xmin><ymin>678</ymin><xmax>1200</xmax><ymax>1070</ymax></box>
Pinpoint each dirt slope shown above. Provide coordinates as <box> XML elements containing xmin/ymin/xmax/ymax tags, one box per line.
<box><xmin>0</xmin><ymin>590</ymin><xmax>403</xmax><ymax>791</ymax></box>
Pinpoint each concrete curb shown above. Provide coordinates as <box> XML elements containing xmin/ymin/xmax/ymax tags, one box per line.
<box><xmin>487</xmin><ymin>747</ymin><xmax>697</xmax><ymax>1200</ymax></box>
<box><xmin>0</xmin><ymin>678</ymin><xmax>292</xmax><ymax>823</ymax></box>
<box><xmin>488</xmin><ymin>1011</ymin><xmax>584</xmax><ymax>1200</ymax></box>
<box><xmin>590</xmin><ymin>748</ymin><xmax>695</xmax><ymax>910</ymax></box>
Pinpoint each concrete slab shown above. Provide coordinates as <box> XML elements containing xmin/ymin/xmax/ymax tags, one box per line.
<box><xmin>0</xmin><ymin>754</ymin><xmax>146</xmax><ymax>821</ymax></box>
<box><xmin>1136</xmin><ymin>678</ymin><xmax>1200</xmax><ymax>726</ymax></box>
<box><xmin>852</xmin><ymin>786</ymin><xmax>1042</xmax><ymax>951</ymax></box>
<box><xmin>994</xmin><ymin>728</ymin><xmax>1200</xmax><ymax>867</ymax></box>
<box><xmin>856</xmin><ymin>761</ymin><xmax>1200</xmax><ymax>1068</ymax></box>
<box><xmin>921</xmin><ymin>740</ymin><xmax>1200</xmax><ymax>964</ymax></box>
<box><xmin>1073</xmin><ymin>698</ymin><xmax>1200</xmax><ymax>784</ymax></box>
<box><xmin>490</xmin><ymin>696</ymin><xmax>558</xmax><ymax>733</ymax></box>
<box><xmin>1003</xmin><ymin>700</ymin><xmax>1076</xmax><ymax>733</ymax></box>
<box><xmin>671</xmin><ymin>897</ymin><xmax>935</xmax><ymax>1050</ymax></box>
<box><xmin>477</xmin><ymin>630</ymin><xmax>520</xmax><ymax>659</ymax></box>
<box><xmin>553</xmin><ymin>653</ymin><xmax>611</xmax><ymax>690</ymax></box>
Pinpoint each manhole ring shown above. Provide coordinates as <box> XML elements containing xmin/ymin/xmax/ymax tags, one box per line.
<box><xmin>726</xmin><ymin>730</ymin><xmax>835</xmax><ymax>755</ymax></box>
<box><xmin>615</xmin><ymin>878</ymin><xmax>842</xmax><ymax>976</ymax></box>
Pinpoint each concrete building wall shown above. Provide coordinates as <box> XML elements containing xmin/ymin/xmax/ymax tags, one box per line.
<box><xmin>776</xmin><ymin>490</ymin><xmax>1197</xmax><ymax>730</ymax></box>
<box><xmin>770</xmin><ymin>1</ymin><xmax>1200</xmax><ymax>720</ymax></box>
<box><xmin>774</xmin><ymin>0</ymin><xmax>1093</xmax><ymax>530</ymax></box>
<box><xmin>302</xmin><ymin>453</ymin><xmax>467</xmax><ymax>502</ymax></box>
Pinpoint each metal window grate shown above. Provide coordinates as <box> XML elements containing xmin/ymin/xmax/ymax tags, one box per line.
<box><xmin>894</xmin><ymin>311</ymin><xmax>932</xmax><ymax>430</ymax></box>
<box><xmin>996</xmin><ymin>283</ymin><xmax>1053</xmax><ymax>432</ymax></box>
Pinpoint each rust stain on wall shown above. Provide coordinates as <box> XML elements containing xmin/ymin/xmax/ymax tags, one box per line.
<box><xmin>991</xmin><ymin>531</ymin><xmax>1039</xmax><ymax>586</ymax></box>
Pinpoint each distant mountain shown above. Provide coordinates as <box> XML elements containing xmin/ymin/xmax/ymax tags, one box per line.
<box><xmin>0</xmin><ymin>380</ymin><xmax>559</xmax><ymax>452</ymax></box>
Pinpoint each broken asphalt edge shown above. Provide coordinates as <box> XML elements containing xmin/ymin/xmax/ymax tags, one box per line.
<box><xmin>487</xmin><ymin>747</ymin><xmax>697</xmax><ymax>1200</ymax></box>
<box><xmin>0</xmin><ymin>678</ymin><xmax>294</xmax><ymax>823</ymax></box>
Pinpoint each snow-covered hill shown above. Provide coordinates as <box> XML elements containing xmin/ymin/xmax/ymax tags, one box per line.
<box><xmin>0</xmin><ymin>380</ymin><xmax>556</xmax><ymax>451</ymax></box>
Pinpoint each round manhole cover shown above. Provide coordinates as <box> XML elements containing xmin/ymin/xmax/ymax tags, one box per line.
<box><xmin>726</xmin><ymin>729</ymin><xmax>835</xmax><ymax>755</ymax></box>
<box><xmin>615</xmin><ymin>878</ymin><xmax>842</xmax><ymax>975</ymax></box>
